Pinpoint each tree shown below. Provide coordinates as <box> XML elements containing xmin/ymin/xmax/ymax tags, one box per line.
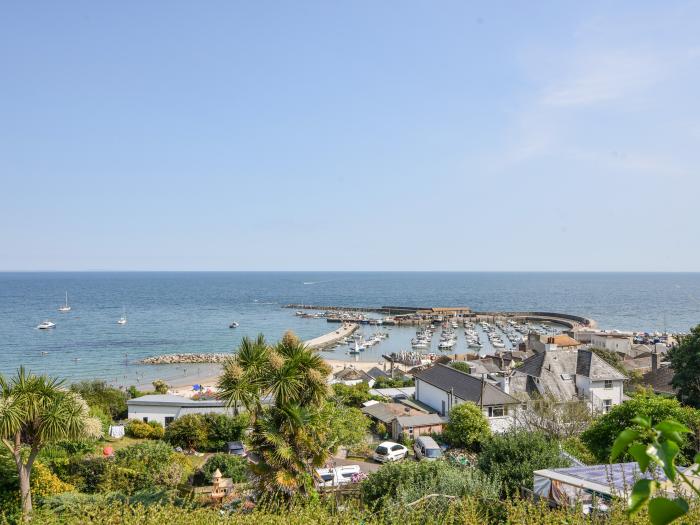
<box><xmin>0</xmin><ymin>368</ymin><xmax>102</xmax><ymax>517</ymax></box>
<box><xmin>193</xmin><ymin>453</ymin><xmax>248</xmax><ymax>486</ymax></box>
<box><xmin>331</xmin><ymin>382</ymin><xmax>379</xmax><ymax>408</ymax></box>
<box><xmin>478</xmin><ymin>430</ymin><xmax>569</xmax><ymax>496</ymax></box>
<box><xmin>449</xmin><ymin>362</ymin><xmax>471</xmax><ymax>374</ymax></box>
<box><xmin>442</xmin><ymin>402</ymin><xmax>490</xmax><ymax>451</ymax></box>
<box><xmin>163</xmin><ymin>414</ymin><xmax>208</xmax><ymax>450</ymax></box>
<box><xmin>218</xmin><ymin>332</ymin><xmax>335</xmax><ymax>497</ymax></box>
<box><xmin>69</xmin><ymin>380</ymin><xmax>128</xmax><ymax>420</ymax></box>
<box><xmin>669</xmin><ymin>324</ymin><xmax>700</xmax><ymax>408</ymax></box>
<box><xmin>322</xmin><ymin>403</ymin><xmax>370</xmax><ymax>449</ymax></box>
<box><xmin>151</xmin><ymin>380</ymin><xmax>169</xmax><ymax>395</ymax></box>
<box><xmin>514</xmin><ymin>395</ymin><xmax>593</xmax><ymax>440</ymax></box>
<box><xmin>581</xmin><ymin>389</ymin><xmax>700</xmax><ymax>463</ymax></box>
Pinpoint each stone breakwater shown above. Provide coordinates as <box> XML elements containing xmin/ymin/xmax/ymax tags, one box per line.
<box><xmin>139</xmin><ymin>353</ymin><xmax>230</xmax><ymax>365</ymax></box>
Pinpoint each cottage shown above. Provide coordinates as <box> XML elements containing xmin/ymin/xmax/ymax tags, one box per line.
<box><xmin>330</xmin><ymin>366</ymin><xmax>376</xmax><ymax>387</ymax></box>
<box><xmin>126</xmin><ymin>394</ymin><xmax>233</xmax><ymax>427</ymax></box>
<box><xmin>413</xmin><ymin>364</ymin><xmax>520</xmax><ymax>432</ymax></box>
<box><xmin>511</xmin><ymin>348</ymin><xmax>626</xmax><ymax>412</ymax></box>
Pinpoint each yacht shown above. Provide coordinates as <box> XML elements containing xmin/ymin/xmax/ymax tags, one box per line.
<box><xmin>229</xmin><ymin>321</ymin><xmax>239</xmax><ymax>328</ymax></box>
<box><xmin>58</xmin><ymin>292</ymin><xmax>71</xmax><ymax>312</ymax></box>
<box><xmin>37</xmin><ymin>320</ymin><xmax>56</xmax><ymax>329</ymax></box>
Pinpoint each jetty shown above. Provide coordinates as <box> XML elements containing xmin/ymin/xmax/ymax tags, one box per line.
<box><xmin>304</xmin><ymin>323</ymin><xmax>358</xmax><ymax>350</ymax></box>
<box><xmin>138</xmin><ymin>324</ymin><xmax>359</xmax><ymax>365</ymax></box>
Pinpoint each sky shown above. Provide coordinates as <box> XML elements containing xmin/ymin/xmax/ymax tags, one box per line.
<box><xmin>1</xmin><ymin>1</ymin><xmax>699</xmax><ymax>271</ymax></box>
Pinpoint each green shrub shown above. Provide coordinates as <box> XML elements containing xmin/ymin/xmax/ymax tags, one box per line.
<box><xmin>125</xmin><ymin>419</ymin><xmax>164</xmax><ymax>440</ymax></box>
<box><xmin>581</xmin><ymin>389</ymin><xmax>700</xmax><ymax>463</ymax></box>
<box><xmin>192</xmin><ymin>453</ymin><xmax>248</xmax><ymax>486</ymax></box>
<box><xmin>442</xmin><ymin>402</ymin><xmax>490</xmax><ymax>451</ymax></box>
<box><xmin>200</xmin><ymin>413</ymin><xmax>248</xmax><ymax>451</ymax></box>
<box><xmin>70</xmin><ymin>380</ymin><xmax>128</xmax><ymax>420</ymax></box>
<box><xmin>449</xmin><ymin>361</ymin><xmax>471</xmax><ymax>374</ymax></box>
<box><xmin>560</xmin><ymin>436</ymin><xmax>596</xmax><ymax>465</ymax></box>
<box><xmin>112</xmin><ymin>441</ymin><xmax>187</xmax><ymax>492</ymax></box>
<box><xmin>361</xmin><ymin>460</ymin><xmax>500</xmax><ymax>512</ymax></box>
<box><xmin>478</xmin><ymin>430</ymin><xmax>569</xmax><ymax>496</ymax></box>
<box><xmin>163</xmin><ymin>414</ymin><xmax>208</xmax><ymax>450</ymax></box>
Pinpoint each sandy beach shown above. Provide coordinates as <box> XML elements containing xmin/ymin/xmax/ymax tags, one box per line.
<box><xmin>164</xmin><ymin>357</ymin><xmax>394</xmax><ymax>398</ymax></box>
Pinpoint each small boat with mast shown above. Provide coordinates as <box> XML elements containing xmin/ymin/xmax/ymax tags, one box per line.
<box><xmin>58</xmin><ymin>292</ymin><xmax>71</xmax><ymax>312</ymax></box>
<box><xmin>117</xmin><ymin>308</ymin><xmax>127</xmax><ymax>325</ymax></box>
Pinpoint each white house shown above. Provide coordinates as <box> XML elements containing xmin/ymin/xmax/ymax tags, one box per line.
<box><xmin>413</xmin><ymin>364</ymin><xmax>521</xmax><ymax>432</ymax></box>
<box><xmin>126</xmin><ymin>394</ymin><xmax>234</xmax><ymax>427</ymax></box>
<box><xmin>510</xmin><ymin>348</ymin><xmax>626</xmax><ymax>412</ymax></box>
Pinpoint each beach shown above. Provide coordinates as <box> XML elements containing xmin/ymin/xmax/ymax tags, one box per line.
<box><xmin>165</xmin><ymin>357</ymin><xmax>394</xmax><ymax>398</ymax></box>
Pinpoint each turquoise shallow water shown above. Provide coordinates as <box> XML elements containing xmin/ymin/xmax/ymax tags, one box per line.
<box><xmin>1</xmin><ymin>272</ymin><xmax>698</xmax><ymax>386</ymax></box>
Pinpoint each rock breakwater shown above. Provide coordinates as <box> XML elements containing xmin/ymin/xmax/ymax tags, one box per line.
<box><xmin>138</xmin><ymin>353</ymin><xmax>230</xmax><ymax>365</ymax></box>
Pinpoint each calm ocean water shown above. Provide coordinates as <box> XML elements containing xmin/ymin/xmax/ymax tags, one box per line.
<box><xmin>1</xmin><ymin>272</ymin><xmax>698</xmax><ymax>386</ymax></box>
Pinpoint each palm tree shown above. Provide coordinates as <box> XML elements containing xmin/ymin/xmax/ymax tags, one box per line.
<box><xmin>217</xmin><ymin>332</ymin><xmax>332</xmax><ymax>496</ymax></box>
<box><xmin>0</xmin><ymin>367</ymin><xmax>101</xmax><ymax>517</ymax></box>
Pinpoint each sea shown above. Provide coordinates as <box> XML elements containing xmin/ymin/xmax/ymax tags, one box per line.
<box><xmin>1</xmin><ymin>272</ymin><xmax>698</xmax><ymax>388</ymax></box>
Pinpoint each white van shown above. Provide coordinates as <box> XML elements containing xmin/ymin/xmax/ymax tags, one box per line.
<box><xmin>413</xmin><ymin>436</ymin><xmax>442</xmax><ymax>460</ymax></box>
<box><xmin>315</xmin><ymin>465</ymin><xmax>361</xmax><ymax>487</ymax></box>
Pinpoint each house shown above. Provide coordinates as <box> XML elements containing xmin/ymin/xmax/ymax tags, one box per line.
<box><xmin>330</xmin><ymin>366</ymin><xmax>375</xmax><ymax>387</ymax></box>
<box><xmin>361</xmin><ymin>401</ymin><xmax>445</xmax><ymax>439</ymax></box>
<box><xmin>413</xmin><ymin>364</ymin><xmax>520</xmax><ymax>432</ymax></box>
<box><xmin>511</xmin><ymin>348</ymin><xmax>626</xmax><ymax>412</ymax></box>
<box><xmin>571</xmin><ymin>329</ymin><xmax>634</xmax><ymax>354</ymax></box>
<box><xmin>528</xmin><ymin>334</ymin><xmax>582</xmax><ymax>353</ymax></box>
<box><xmin>126</xmin><ymin>394</ymin><xmax>233</xmax><ymax>427</ymax></box>
<box><xmin>641</xmin><ymin>353</ymin><xmax>677</xmax><ymax>395</ymax></box>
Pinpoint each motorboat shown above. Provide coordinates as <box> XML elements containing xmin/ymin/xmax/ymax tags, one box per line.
<box><xmin>229</xmin><ymin>321</ymin><xmax>239</xmax><ymax>328</ymax></box>
<box><xmin>37</xmin><ymin>320</ymin><xmax>56</xmax><ymax>329</ymax></box>
<box><xmin>58</xmin><ymin>292</ymin><xmax>71</xmax><ymax>312</ymax></box>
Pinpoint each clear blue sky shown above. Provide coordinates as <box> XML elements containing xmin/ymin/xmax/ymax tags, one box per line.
<box><xmin>1</xmin><ymin>1</ymin><xmax>698</xmax><ymax>271</ymax></box>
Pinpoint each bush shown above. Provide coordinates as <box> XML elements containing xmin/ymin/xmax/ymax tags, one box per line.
<box><xmin>70</xmin><ymin>380</ymin><xmax>128</xmax><ymax>420</ymax></box>
<box><xmin>200</xmin><ymin>413</ymin><xmax>248</xmax><ymax>451</ymax></box>
<box><xmin>331</xmin><ymin>382</ymin><xmax>381</xmax><ymax>408</ymax></box>
<box><xmin>152</xmin><ymin>380</ymin><xmax>169</xmax><ymax>394</ymax></box>
<box><xmin>31</xmin><ymin>462</ymin><xmax>75</xmax><ymax>501</ymax></box>
<box><xmin>113</xmin><ymin>441</ymin><xmax>188</xmax><ymax>492</ymax></box>
<box><xmin>478</xmin><ymin>430</ymin><xmax>570</xmax><ymax>496</ymax></box>
<box><xmin>581</xmin><ymin>389</ymin><xmax>700</xmax><ymax>463</ymax></box>
<box><xmin>361</xmin><ymin>460</ymin><xmax>500</xmax><ymax>512</ymax></box>
<box><xmin>125</xmin><ymin>419</ymin><xmax>164</xmax><ymax>440</ymax></box>
<box><xmin>449</xmin><ymin>361</ymin><xmax>471</xmax><ymax>374</ymax></box>
<box><xmin>373</xmin><ymin>375</ymin><xmax>413</xmax><ymax>389</ymax></box>
<box><xmin>192</xmin><ymin>453</ymin><xmax>248</xmax><ymax>486</ymax></box>
<box><xmin>163</xmin><ymin>413</ymin><xmax>248</xmax><ymax>452</ymax></box>
<box><xmin>560</xmin><ymin>436</ymin><xmax>596</xmax><ymax>465</ymax></box>
<box><xmin>89</xmin><ymin>406</ymin><xmax>113</xmax><ymax>437</ymax></box>
<box><xmin>442</xmin><ymin>402</ymin><xmax>490</xmax><ymax>451</ymax></box>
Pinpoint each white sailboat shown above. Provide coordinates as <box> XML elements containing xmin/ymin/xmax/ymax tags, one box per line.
<box><xmin>58</xmin><ymin>292</ymin><xmax>71</xmax><ymax>312</ymax></box>
<box><xmin>117</xmin><ymin>308</ymin><xmax>127</xmax><ymax>325</ymax></box>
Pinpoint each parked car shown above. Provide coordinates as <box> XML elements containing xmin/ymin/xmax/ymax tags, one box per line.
<box><xmin>373</xmin><ymin>441</ymin><xmax>408</xmax><ymax>463</ymax></box>
<box><xmin>315</xmin><ymin>464</ymin><xmax>361</xmax><ymax>487</ymax></box>
<box><xmin>227</xmin><ymin>441</ymin><xmax>247</xmax><ymax>457</ymax></box>
<box><xmin>413</xmin><ymin>436</ymin><xmax>442</xmax><ymax>461</ymax></box>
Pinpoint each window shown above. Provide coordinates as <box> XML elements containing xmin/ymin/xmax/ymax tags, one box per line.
<box><xmin>441</xmin><ymin>400</ymin><xmax>446</xmax><ymax>416</ymax></box>
<box><xmin>604</xmin><ymin>380</ymin><xmax>613</xmax><ymax>389</ymax></box>
<box><xmin>391</xmin><ymin>444</ymin><xmax>404</xmax><ymax>451</ymax></box>
<box><xmin>488</xmin><ymin>405</ymin><xmax>506</xmax><ymax>418</ymax></box>
<box><xmin>406</xmin><ymin>426</ymin><xmax>414</xmax><ymax>436</ymax></box>
<box><xmin>165</xmin><ymin>416</ymin><xmax>174</xmax><ymax>427</ymax></box>
<box><xmin>142</xmin><ymin>417</ymin><xmax>148</xmax><ymax>423</ymax></box>
<box><xmin>603</xmin><ymin>399</ymin><xmax>612</xmax><ymax>413</ymax></box>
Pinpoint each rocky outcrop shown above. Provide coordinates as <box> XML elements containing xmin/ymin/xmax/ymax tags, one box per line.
<box><xmin>138</xmin><ymin>353</ymin><xmax>230</xmax><ymax>365</ymax></box>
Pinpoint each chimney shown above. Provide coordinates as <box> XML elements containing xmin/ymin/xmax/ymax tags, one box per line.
<box><xmin>651</xmin><ymin>351</ymin><xmax>658</xmax><ymax>373</ymax></box>
<box><xmin>502</xmin><ymin>375</ymin><xmax>510</xmax><ymax>394</ymax></box>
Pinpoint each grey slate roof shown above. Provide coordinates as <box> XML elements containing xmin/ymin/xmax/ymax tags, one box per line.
<box><xmin>126</xmin><ymin>394</ymin><xmax>224</xmax><ymax>408</ymax></box>
<box><xmin>576</xmin><ymin>349</ymin><xmax>627</xmax><ymax>380</ymax></box>
<box><xmin>414</xmin><ymin>364</ymin><xmax>520</xmax><ymax>406</ymax></box>
<box><xmin>395</xmin><ymin>414</ymin><xmax>448</xmax><ymax>427</ymax></box>
<box><xmin>366</xmin><ymin>366</ymin><xmax>390</xmax><ymax>380</ymax></box>
<box><xmin>642</xmin><ymin>365</ymin><xmax>677</xmax><ymax>395</ymax></box>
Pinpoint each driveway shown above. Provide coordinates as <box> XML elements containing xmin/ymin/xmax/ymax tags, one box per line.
<box><xmin>332</xmin><ymin>455</ymin><xmax>382</xmax><ymax>473</ymax></box>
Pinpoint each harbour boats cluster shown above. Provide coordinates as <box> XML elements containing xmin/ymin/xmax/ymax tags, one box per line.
<box><xmin>346</xmin><ymin>331</ymin><xmax>390</xmax><ymax>354</ymax></box>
